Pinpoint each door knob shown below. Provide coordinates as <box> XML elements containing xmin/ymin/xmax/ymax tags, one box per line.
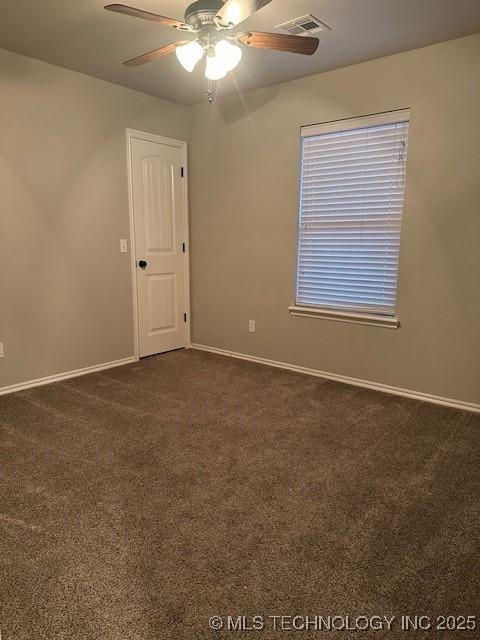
<box><xmin>138</xmin><ymin>260</ymin><xmax>148</xmax><ymax>269</ymax></box>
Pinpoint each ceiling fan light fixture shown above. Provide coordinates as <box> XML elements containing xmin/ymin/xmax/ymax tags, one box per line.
<box><xmin>106</xmin><ymin>1</ymin><xmax>320</xmax><ymax>97</ymax></box>
<box><xmin>215</xmin><ymin>39</ymin><xmax>242</xmax><ymax>71</ymax></box>
<box><xmin>175</xmin><ymin>40</ymin><xmax>204</xmax><ymax>72</ymax></box>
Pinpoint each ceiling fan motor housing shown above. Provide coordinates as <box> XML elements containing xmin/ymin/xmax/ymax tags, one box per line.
<box><xmin>185</xmin><ymin>0</ymin><xmax>224</xmax><ymax>30</ymax></box>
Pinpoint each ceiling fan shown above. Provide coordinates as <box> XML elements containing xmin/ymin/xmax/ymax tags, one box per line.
<box><xmin>105</xmin><ymin>0</ymin><xmax>320</xmax><ymax>81</ymax></box>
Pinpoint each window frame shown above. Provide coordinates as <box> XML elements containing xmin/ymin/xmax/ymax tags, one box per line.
<box><xmin>290</xmin><ymin>109</ymin><xmax>410</xmax><ymax>329</ymax></box>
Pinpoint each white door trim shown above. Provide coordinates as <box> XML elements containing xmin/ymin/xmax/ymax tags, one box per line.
<box><xmin>126</xmin><ymin>129</ymin><xmax>191</xmax><ymax>360</ymax></box>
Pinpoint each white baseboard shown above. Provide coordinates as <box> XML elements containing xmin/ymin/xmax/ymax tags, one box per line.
<box><xmin>192</xmin><ymin>344</ymin><xmax>480</xmax><ymax>414</ymax></box>
<box><xmin>0</xmin><ymin>356</ymin><xmax>138</xmax><ymax>397</ymax></box>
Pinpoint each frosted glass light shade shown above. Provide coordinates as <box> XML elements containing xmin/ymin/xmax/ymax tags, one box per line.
<box><xmin>204</xmin><ymin>40</ymin><xmax>242</xmax><ymax>80</ymax></box>
<box><xmin>205</xmin><ymin>55</ymin><xmax>229</xmax><ymax>80</ymax></box>
<box><xmin>176</xmin><ymin>41</ymin><xmax>204</xmax><ymax>72</ymax></box>
<box><xmin>215</xmin><ymin>40</ymin><xmax>242</xmax><ymax>72</ymax></box>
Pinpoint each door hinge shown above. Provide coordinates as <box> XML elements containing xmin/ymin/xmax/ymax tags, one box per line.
<box><xmin>184</xmin><ymin>313</ymin><xmax>187</xmax><ymax>323</ymax></box>
<box><xmin>182</xmin><ymin>242</ymin><xmax>186</xmax><ymax>253</ymax></box>
<box><xmin>181</xmin><ymin>166</ymin><xmax>184</xmax><ymax>178</ymax></box>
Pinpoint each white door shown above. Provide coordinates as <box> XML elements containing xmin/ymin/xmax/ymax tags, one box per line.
<box><xmin>130</xmin><ymin>135</ymin><xmax>188</xmax><ymax>357</ymax></box>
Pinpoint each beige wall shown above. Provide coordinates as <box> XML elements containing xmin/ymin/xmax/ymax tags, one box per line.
<box><xmin>188</xmin><ymin>34</ymin><xmax>480</xmax><ymax>405</ymax></box>
<box><xmin>0</xmin><ymin>48</ymin><xmax>188</xmax><ymax>388</ymax></box>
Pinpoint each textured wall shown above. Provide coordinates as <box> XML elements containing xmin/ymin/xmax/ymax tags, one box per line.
<box><xmin>188</xmin><ymin>35</ymin><xmax>480</xmax><ymax>405</ymax></box>
<box><xmin>0</xmin><ymin>48</ymin><xmax>188</xmax><ymax>388</ymax></box>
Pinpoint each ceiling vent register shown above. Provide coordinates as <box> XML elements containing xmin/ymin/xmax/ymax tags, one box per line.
<box><xmin>277</xmin><ymin>14</ymin><xmax>330</xmax><ymax>36</ymax></box>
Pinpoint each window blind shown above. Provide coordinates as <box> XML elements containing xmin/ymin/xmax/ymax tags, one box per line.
<box><xmin>296</xmin><ymin>112</ymin><xmax>410</xmax><ymax>317</ymax></box>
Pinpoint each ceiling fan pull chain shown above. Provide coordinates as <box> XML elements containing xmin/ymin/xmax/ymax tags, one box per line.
<box><xmin>206</xmin><ymin>78</ymin><xmax>214</xmax><ymax>103</ymax></box>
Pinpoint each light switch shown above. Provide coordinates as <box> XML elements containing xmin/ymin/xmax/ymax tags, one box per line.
<box><xmin>120</xmin><ymin>239</ymin><xmax>128</xmax><ymax>253</ymax></box>
<box><xmin>0</xmin><ymin>342</ymin><xmax>4</xmax><ymax>358</ymax></box>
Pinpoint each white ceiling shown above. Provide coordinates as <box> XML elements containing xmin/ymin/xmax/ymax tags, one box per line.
<box><xmin>1</xmin><ymin>0</ymin><xmax>480</xmax><ymax>105</ymax></box>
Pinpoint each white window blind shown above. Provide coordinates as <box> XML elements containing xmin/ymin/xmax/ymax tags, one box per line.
<box><xmin>296</xmin><ymin>111</ymin><xmax>410</xmax><ymax>317</ymax></box>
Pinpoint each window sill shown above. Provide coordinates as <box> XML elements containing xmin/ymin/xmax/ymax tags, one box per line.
<box><xmin>288</xmin><ymin>305</ymin><xmax>400</xmax><ymax>329</ymax></box>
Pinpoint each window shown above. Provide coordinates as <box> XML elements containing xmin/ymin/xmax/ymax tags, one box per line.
<box><xmin>291</xmin><ymin>110</ymin><xmax>410</xmax><ymax>328</ymax></box>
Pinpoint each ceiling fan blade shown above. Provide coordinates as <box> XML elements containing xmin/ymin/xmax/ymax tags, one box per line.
<box><xmin>124</xmin><ymin>41</ymin><xmax>189</xmax><ymax>66</ymax></box>
<box><xmin>215</xmin><ymin>0</ymin><xmax>272</xmax><ymax>28</ymax></box>
<box><xmin>105</xmin><ymin>4</ymin><xmax>191</xmax><ymax>30</ymax></box>
<box><xmin>237</xmin><ymin>31</ymin><xmax>319</xmax><ymax>55</ymax></box>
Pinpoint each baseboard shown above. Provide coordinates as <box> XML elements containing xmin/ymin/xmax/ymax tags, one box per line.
<box><xmin>0</xmin><ymin>356</ymin><xmax>138</xmax><ymax>397</ymax></box>
<box><xmin>192</xmin><ymin>344</ymin><xmax>480</xmax><ymax>414</ymax></box>
<box><xmin>3</xmin><ymin>346</ymin><xmax>478</xmax><ymax>414</ymax></box>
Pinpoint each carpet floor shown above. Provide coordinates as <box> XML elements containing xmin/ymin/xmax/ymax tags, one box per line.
<box><xmin>0</xmin><ymin>349</ymin><xmax>479</xmax><ymax>639</ymax></box>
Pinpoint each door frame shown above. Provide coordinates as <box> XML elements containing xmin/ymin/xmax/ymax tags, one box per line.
<box><xmin>126</xmin><ymin>128</ymin><xmax>191</xmax><ymax>360</ymax></box>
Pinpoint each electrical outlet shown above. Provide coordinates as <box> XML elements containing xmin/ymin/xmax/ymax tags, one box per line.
<box><xmin>120</xmin><ymin>239</ymin><xmax>128</xmax><ymax>253</ymax></box>
<box><xmin>0</xmin><ymin>342</ymin><xmax>4</xmax><ymax>358</ymax></box>
<box><xmin>249</xmin><ymin>320</ymin><xmax>256</xmax><ymax>334</ymax></box>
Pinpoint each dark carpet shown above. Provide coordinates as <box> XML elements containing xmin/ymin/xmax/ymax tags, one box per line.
<box><xmin>0</xmin><ymin>349</ymin><xmax>479</xmax><ymax>639</ymax></box>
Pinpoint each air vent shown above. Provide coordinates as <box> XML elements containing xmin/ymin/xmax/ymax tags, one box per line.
<box><xmin>276</xmin><ymin>14</ymin><xmax>330</xmax><ymax>36</ymax></box>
